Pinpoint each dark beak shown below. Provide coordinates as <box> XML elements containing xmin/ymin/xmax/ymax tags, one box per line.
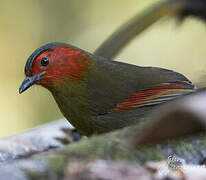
<box><xmin>19</xmin><ymin>72</ymin><xmax>44</xmax><ymax>94</ymax></box>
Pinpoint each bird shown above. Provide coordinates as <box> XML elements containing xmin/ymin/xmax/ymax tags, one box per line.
<box><xmin>19</xmin><ymin>42</ymin><xmax>196</xmax><ymax>136</ymax></box>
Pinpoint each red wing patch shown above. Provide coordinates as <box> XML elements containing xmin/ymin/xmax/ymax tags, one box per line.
<box><xmin>112</xmin><ymin>81</ymin><xmax>195</xmax><ymax>112</ymax></box>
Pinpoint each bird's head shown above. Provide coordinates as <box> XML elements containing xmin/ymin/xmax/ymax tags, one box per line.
<box><xmin>19</xmin><ymin>42</ymin><xmax>92</xmax><ymax>93</ymax></box>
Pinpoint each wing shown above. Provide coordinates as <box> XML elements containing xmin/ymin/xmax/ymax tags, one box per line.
<box><xmin>112</xmin><ymin>80</ymin><xmax>195</xmax><ymax>112</ymax></box>
<box><xmin>87</xmin><ymin>58</ymin><xmax>196</xmax><ymax>115</ymax></box>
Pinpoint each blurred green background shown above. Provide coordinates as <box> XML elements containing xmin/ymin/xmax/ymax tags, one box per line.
<box><xmin>1</xmin><ymin>0</ymin><xmax>206</xmax><ymax>137</ymax></box>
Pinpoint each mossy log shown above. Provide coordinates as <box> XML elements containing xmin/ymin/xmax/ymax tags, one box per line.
<box><xmin>1</xmin><ymin>89</ymin><xmax>206</xmax><ymax>179</ymax></box>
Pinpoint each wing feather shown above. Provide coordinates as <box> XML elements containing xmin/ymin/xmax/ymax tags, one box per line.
<box><xmin>112</xmin><ymin>81</ymin><xmax>195</xmax><ymax>112</ymax></box>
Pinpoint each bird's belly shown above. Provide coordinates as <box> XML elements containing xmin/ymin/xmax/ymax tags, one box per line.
<box><xmin>94</xmin><ymin>105</ymin><xmax>159</xmax><ymax>134</ymax></box>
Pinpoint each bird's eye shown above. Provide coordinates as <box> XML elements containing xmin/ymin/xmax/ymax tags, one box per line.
<box><xmin>40</xmin><ymin>56</ymin><xmax>50</xmax><ymax>67</ymax></box>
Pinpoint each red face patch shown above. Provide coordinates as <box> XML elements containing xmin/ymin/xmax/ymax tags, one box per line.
<box><xmin>32</xmin><ymin>46</ymin><xmax>91</xmax><ymax>85</ymax></box>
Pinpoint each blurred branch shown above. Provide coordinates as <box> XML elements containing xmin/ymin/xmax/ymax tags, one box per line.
<box><xmin>95</xmin><ymin>0</ymin><xmax>206</xmax><ymax>59</ymax></box>
<box><xmin>94</xmin><ymin>0</ymin><xmax>184</xmax><ymax>59</ymax></box>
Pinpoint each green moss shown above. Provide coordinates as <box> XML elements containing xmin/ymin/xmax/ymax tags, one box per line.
<box><xmin>20</xmin><ymin>128</ymin><xmax>206</xmax><ymax>180</ymax></box>
<box><xmin>48</xmin><ymin>154</ymin><xmax>68</xmax><ymax>174</ymax></box>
